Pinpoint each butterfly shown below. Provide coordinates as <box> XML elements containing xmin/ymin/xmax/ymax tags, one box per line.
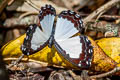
<box><xmin>21</xmin><ymin>4</ymin><xmax>93</xmax><ymax>69</ymax></box>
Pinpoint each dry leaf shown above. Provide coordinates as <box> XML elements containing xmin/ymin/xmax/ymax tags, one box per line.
<box><xmin>96</xmin><ymin>37</ymin><xmax>120</xmax><ymax>67</ymax></box>
<box><xmin>1</xmin><ymin>34</ymin><xmax>117</xmax><ymax>72</ymax></box>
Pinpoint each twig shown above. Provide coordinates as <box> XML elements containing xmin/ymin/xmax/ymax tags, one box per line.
<box><xmin>61</xmin><ymin>0</ymin><xmax>73</xmax><ymax>10</ymax></box>
<box><xmin>86</xmin><ymin>21</ymin><xmax>119</xmax><ymax>32</ymax></box>
<box><xmin>0</xmin><ymin>25</ymin><xmax>27</xmax><ymax>30</ymax></box>
<box><xmin>8</xmin><ymin>0</ymin><xmax>14</xmax><ymax>5</ymax></box>
<box><xmin>83</xmin><ymin>0</ymin><xmax>120</xmax><ymax>24</ymax></box>
<box><xmin>0</xmin><ymin>0</ymin><xmax>11</xmax><ymax>13</ymax></box>
<box><xmin>19</xmin><ymin>0</ymin><xmax>40</xmax><ymax>19</ymax></box>
<box><xmin>68</xmin><ymin>70</ymin><xmax>77</xmax><ymax>77</ymax></box>
<box><xmin>74</xmin><ymin>0</ymin><xmax>90</xmax><ymax>11</ymax></box>
<box><xmin>25</xmin><ymin>0</ymin><xmax>40</xmax><ymax>11</ymax></box>
<box><xmin>19</xmin><ymin>12</ymin><xmax>38</xmax><ymax>19</ymax></box>
<box><xmin>7</xmin><ymin>54</ymin><xmax>25</xmax><ymax>68</ymax></box>
<box><xmin>67</xmin><ymin>70</ymin><xmax>81</xmax><ymax>80</ymax></box>
<box><xmin>80</xmin><ymin>13</ymin><xmax>120</xmax><ymax>20</ymax></box>
<box><xmin>4</xmin><ymin>57</ymin><xmax>48</xmax><ymax>67</ymax></box>
<box><xmin>95</xmin><ymin>11</ymin><xmax>105</xmax><ymax>23</ymax></box>
<box><xmin>93</xmin><ymin>11</ymin><xmax>105</xmax><ymax>30</ymax></box>
<box><xmin>90</xmin><ymin>67</ymin><xmax>120</xmax><ymax>79</ymax></box>
<box><xmin>4</xmin><ymin>16</ymin><xmax>38</xmax><ymax>27</ymax></box>
<box><xmin>101</xmin><ymin>15</ymin><xmax>120</xmax><ymax>20</ymax></box>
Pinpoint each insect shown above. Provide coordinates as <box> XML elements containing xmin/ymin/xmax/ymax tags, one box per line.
<box><xmin>21</xmin><ymin>4</ymin><xmax>93</xmax><ymax>69</ymax></box>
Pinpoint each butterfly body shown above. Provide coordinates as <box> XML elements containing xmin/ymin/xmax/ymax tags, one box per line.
<box><xmin>21</xmin><ymin>4</ymin><xmax>93</xmax><ymax>69</ymax></box>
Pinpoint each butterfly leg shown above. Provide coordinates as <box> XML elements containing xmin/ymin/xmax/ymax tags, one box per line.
<box><xmin>68</xmin><ymin>70</ymin><xmax>90</xmax><ymax>80</ymax></box>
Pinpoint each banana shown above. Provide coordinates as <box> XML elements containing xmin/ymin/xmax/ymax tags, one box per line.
<box><xmin>1</xmin><ymin>34</ymin><xmax>116</xmax><ymax>72</ymax></box>
<box><xmin>96</xmin><ymin>37</ymin><xmax>120</xmax><ymax>67</ymax></box>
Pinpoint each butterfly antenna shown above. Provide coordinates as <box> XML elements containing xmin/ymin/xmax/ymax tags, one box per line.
<box><xmin>25</xmin><ymin>0</ymin><xmax>40</xmax><ymax>11</ymax></box>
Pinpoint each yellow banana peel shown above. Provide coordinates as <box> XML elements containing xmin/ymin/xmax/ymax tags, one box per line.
<box><xmin>96</xmin><ymin>37</ymin><xmax>120</xmax><ymax>67</ymax></box>
<box><xmin>1</xmin><ymin>34</ymin><xmax>116</xmax><ymax>72</ymax></box>
<box><xmin>1</xmin><ymin>34</ymin><xmax>78</xmax><ymax>69</ymax></box>
<box><xmin>88</xmin><ymin>37</ymin><xmax>116</xmax><ymax>72</ymax></box>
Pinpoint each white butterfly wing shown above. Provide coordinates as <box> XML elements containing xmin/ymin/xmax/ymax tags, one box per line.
<box><xmin>54</xmin><ymin>10</ymin><xmax>83</xmax><ymax>40</ymax></box>
<box><xmin>54</xmin><ymin>35</ymin><xmax>93</xmax><ymax>68</ymax></box>
<box><xmin>39</xmin><ymin>5</ymin><xmax>56</xmax><ymax>38</ymax></box>
<box><xmin>21</xmin><ymin>24</ymin><xmax>49</xmax><ymax>55</ymax></box>
<box><xmin>21</xmin><ymin>5</ymin><xmax>56</xmax><ymax>55</ymax></box>
<box><xmin>54</xmin><ymin>10</ymin><xmax>93</xmax><ymax>68</ymax></box>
